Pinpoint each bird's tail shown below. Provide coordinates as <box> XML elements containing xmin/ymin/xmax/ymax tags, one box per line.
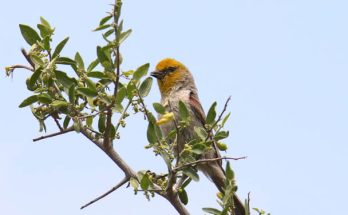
<box><xmin>200</xmin><ymin>161</ymin><xmax>246</xmax><ymax>215</ymax></box>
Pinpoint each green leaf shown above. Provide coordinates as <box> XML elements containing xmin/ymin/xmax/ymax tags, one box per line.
<box><xmin>29</xmin><ymin>68</ymin><xmax>42</xmax><ymax>89</ymax></box>
<box><xmin>51</xmin><ymin>100</ymin><xmax>68</xmax><ymax>108</ymax></box>
<box><xmin>133</xmin><ymin>63</ymin><xmax>149</xmax><ymax>81</ymax></box>
<box><xmin>225</xmin><ymin>162</ymin><xmax>234</xmax><ymax>180</ymax></box>
<box><xmin>37</xmin><ymin>94</ymin><xmax>52</xmax><ymax>104</ymax></box>
<box><xmin>87</xmin><ymin>71</ymin><xmax>109</xmax><ymax>79</ymax></box>
<box><xmin>214</xmin><ymin>131</ymin><xmax>229</xmax><ymax>141</ymax></box>
<box><xmin>85</xmin><ymin>78</ymin><xmax>97</xmax><ymax>92</ymax></box>
<box><xmin>103</xmin><ymin>29</ymin><xmax>115</xmax><ymax>39</ymax></box>
<box><xmin>99</xmin><ymin>15</ymin><xmax>113</xmax><ymax>26</ymax></box>
<box><xmin>179</xmin><ymin>101</ymin><xmax>189</xmax><ymax>121</ymax></box>
<box><xmin>194</xmin><ymin>126</ymin><xmax>207</xmax><ymax>140</ymax></box>
<box><xmin>68</xmin><ymin>85</ymin><xmax>76</xmax><ymax>103</ymax></box>
<box><xmin>129</xmin><ymin>178</ymin><xmax>139</xmax><ymax>190</ymax></box>
<box><xmin>140</xmin><ymin>174</ymin><xmax>150</xmax><ymax>190</ymax></box>
<box><xmin>19</xmin><ymin>24</ymin><xmax>41</xmax><ymax>45</ymax></box>
<box><xmin>202</xmin><ymin>208</ymin><xmax>222</xmax><ymax>215</ymax></box>
<box><xmin>118</xmin><ymin>29</ymin><xmax>132</xmax><ymax>44</ymax></box>
<box><xmin>54</xmin><ymin>70</ymin><xmax>76</xmax><ymax>88</ymax></box>
<box><xmin>178</xmin><ymin>188</ymin><xmax>188</xmax><ymax>205</ymax></box>
<box><xmin>37</xmin><ymin>24</ymin><xmax>51</xmax><ymax>38</ymax></box>
<box><xmin>86</xmin><ymin>116</ymin><xmax>93</xmax><ymax>127</ymax></box>
<box><xmin>139</xmin><ymin>77</ymin><xmax>153</xmax><ymax>97</ymax></box>
<box><xmin>191</xmin><ymin>143</ymin><xmax>206</xmax><ymax>155</ymax></box>
<box><xmin>75</xmin><ymin>52</ymin><xmax>85</xmax><ymax>69</ymax></box>
<box><xmin>126</xmin><ymin>81</ymin><xmax>136</xmax><ymax>99</ymax></box>
<box><xmin>87</xmin><ymin>59</ymin><xmax>99</xmax><ymax>72</ymax></box>
<box><xmin>97</xmin><ymin>46</ymin><xmax>112</xmax><ymax>69</ymax></box>
<box><xmin>40</xmin><ymin>17</ymin><xmax>51</xmax><ymax>29</ymax></box>
<box><xmin>63</xmin><ymin>116</ymin><xmax>71</xmax><ymax>129</ymax></box>
<box><xmin>181</xmin><ymin>178</ymin><xmax>192</xmax><ymax>189</ymax></box>
<box><xmin>206</xmin><ymin>102</ymin><xmax>217</xmax><ymax>125</ymax></box>
<box><xmin>115</xmin><ymin>85</ymin><xmax>126</xmax><ymax>104</ymax></box>
<box><xmin>98</xmin><ymin>114</ymin><xmax>106</xmax><ymax>133</ymax></box>
<box><xmin>182</xmin><ymin>168</ymin><xmax>199</xmax><ymax>182</ymax></box>
<box><xmin>77</xmin><ymin>87</ymin><xmax>98</xmax><ymax>98</ymax></box>
<box><xmin>52</xmin><ymin>37</ymin><xmax>69</xmax><ymax>58</ymax></box>
<box><xmin>19</xmin><ymin>95</ymin><xmax>38</xmax><ymax>108</ymax></box>
<box><xmin>56</xmin><ymin>57</ymin><xmax>76</xmax><ymax>66</ymax></box>
<box><xmin>221</xmin><ymin>112</ymin><xmax>231</xmax><ymax>127</ymax></box>
<box><xmin>147</xmin><ymin>122</ymin><xmax>157</xmax><ymax>144</ymax></box>
<box><xmin>94</xmin><ymin>24</ymin><xmax>111</xmax><ymax>31</ymax></box>
<box><xmin>30</xmin><ymin>55</ymin><xmax>45</xmax><ymax>67</ymax></box>
<box><xmin>153</xmin><ymin>103</ymin><xmax>166</xmax><ymax>114</ymax></box>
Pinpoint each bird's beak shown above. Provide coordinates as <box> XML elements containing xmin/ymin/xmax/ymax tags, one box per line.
<box><xmin>150</xmin><ymin>70</ymin><xmax>164</xmax><ymax>80</ymax></box>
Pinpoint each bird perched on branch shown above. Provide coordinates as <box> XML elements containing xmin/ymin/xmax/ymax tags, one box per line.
<box><xmin>151</xmin><ymin>58</ymin><xmax>245</xmax><ymax>215</ymax></box>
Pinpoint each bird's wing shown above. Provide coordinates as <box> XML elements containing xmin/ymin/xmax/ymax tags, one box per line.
<box><xmin>189</xmin><ymin>91</ymin><xmax>206</xmax><ymax>126</ymax></box>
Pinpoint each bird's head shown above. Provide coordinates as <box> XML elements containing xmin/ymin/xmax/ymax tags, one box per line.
<box><xmin>151</xmin><ymin>58</ymin><xmax>192</xmax><ymax>95</ymax></box>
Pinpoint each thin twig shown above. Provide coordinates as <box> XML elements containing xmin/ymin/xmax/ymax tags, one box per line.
<box><xmin>173</xmin><ymin>156</ymin><xmax>247</xmax><ymax>172</ymax></box>
<box><xmin>114</xmin><ymin>100</ymin><xmax>131</xmax><ymax>132</ymax></box>
<box><xmin>8</xmin><ymin>65</ymin><xmax>34</xmax><ymax>72</ymax></box>
<box><xmin>21</xmin><ymin>48</ymin><xmax>35</xmax><ymax>69</ymax></box>
<box><xmin>33</xmin><ymin>127</ymin><xmax>74</xmax><ymax>142</ymax></box>
<box><xmin>81</xmin><ymin>177</ymin><xmax>128</xmax><ymax>210</ymax></box>
<box><xmin>52</xmin><ymin>116</ymin><xmax>63</xmax><ymax>131</ymax></box>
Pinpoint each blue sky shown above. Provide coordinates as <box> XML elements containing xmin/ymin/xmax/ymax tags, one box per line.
<box><xmin>1</xmin><ymin>0</ymin><xmax>348</xmax><ymax>214</ymax></box>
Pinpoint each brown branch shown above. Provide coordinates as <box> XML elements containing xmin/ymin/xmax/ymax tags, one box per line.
<box><xmin>7</xmin><ymin>65</ymin><xmax>34</xmax><ymax>74</ymax></box>
<box><xmin>173</xmin><ymin>156</ymin><xmax>247</xmax><ymax>172</ymax></box>
<box><xmin>33</xmin><ymin>127</ymin><xmax>74</xmax><ymax>142</ymax></box>
<box><xmin>81</xmin><ymin>177</ymin><xmax>128</xmax><ymax>209</ymax></box>
<box><xmin>21</xmin><ymin>48</ymin><xmax>35</xmax><ymax>69</ymax></box>
<box><xmin>52</xmin><ymin>116</ymin><xmax>63</xmax><ymax>131</ymax></box>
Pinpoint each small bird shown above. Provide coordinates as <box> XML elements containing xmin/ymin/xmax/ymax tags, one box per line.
<box><xmin>151</xmin><ymin>58</ymin><xmax>245</xmax><ymax>215</ymax></box>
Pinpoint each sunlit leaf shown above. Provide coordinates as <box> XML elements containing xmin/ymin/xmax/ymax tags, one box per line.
<box><xmin>52</xmin><ymin>37</ymin><xmax>69</xmax><ymax>58</ymax></box>
<box><xmin>19</xmin><ymin>24</ymin><xmax>41</xmax><ymax>45</ymax></box>
<box><xmin>77</xmin><ymin>87</ymin><xmax>98</xmax><ymax>98</ymax></box>
<box><xmin>206</xmin><ymin>102</ymin><xmax>217</xmax><ymax>125</ymax></box>
<box><xmin>133</xmin><ymin>63</ymin><xmax>149</xmax><ymax>81</ymax></box>
<box><xmin>19</xmin><ymin>95</ymin><xmax>38</xmax><ymax>108</ymax></box>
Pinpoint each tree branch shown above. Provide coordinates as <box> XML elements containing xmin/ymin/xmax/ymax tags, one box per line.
<box><xmin>81</xmin><ymin>177</ymin><xmax>128</xmax><ymax>209</ymax></box>
<box><xmin>33</xmin><ymin>127</ymin><xmax>74</xmax><ymax>142</ymax></box>
<box><xmin>21</xmin><ymin>48</ymin><xmax>35</xmax><ymax>69</ymax></box>
<box><xmin>173</xmin><ymin>156</ymin><xmax>247</xmax><ymax>172</ymax></box>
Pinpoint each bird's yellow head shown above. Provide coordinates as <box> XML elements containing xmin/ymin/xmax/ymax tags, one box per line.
<box><xmin>151</xmin><ymin>58</ymin><xmax>189</xmax><ymax>95</ymax></box>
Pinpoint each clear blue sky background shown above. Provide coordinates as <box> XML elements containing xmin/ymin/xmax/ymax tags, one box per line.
<box><xmin>1</xmin><ymin>1</ymin><xmax>347</xmax><ymax>214</ymax></box>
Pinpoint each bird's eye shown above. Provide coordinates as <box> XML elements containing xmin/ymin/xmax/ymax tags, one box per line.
<box><xmin>163</xmin><ymin>66</ymin><xmax>177</xmax><ymax>74</ymax></box>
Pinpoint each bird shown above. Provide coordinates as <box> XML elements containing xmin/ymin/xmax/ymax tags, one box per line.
<box><xmin>151</xmin><ymin>58</ymin><xmax>245</xmax><ymax>215</ymax></box>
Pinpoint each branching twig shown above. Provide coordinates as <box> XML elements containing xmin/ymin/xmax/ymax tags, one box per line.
<box><xmin>21</xmin><ymin>48</ymin><xmax>35</xmax><ymax>69</ymax></box>
<box><xmin>52</xmin><ymin>116</ymin><xmax>63</xmax><ymax>131</ymax></box>
<box><xmin>33</xmin><ymin>127</ymin><xmax>74</xmax><ymax>142</ymax></box>
<box><xmin>173</xmin><ymin>156</ymin><xmax>247</xmax><ymax>172</ymax></box>
<box><xmin>81</xmin><ymin>177</ymin><xmax>128</xmax><ymax>209</ymax></box>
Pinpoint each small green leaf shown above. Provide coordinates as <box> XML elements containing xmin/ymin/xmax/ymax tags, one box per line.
<box><xmin>30</xmin><ymin>54</ymin><xmax>45</xmax><ymax>67</ymax></box>
<box><xmin>98</xmin><ymin>114</ymin><xmax>106</xmax><ymax>133</ymax></box>
<box><xmin>99</xmin><ymin>15</ymin><xmax>112</xmax><ymax>26</ymax></box>
<box><xmin>19</xmin><ymin>24</ymin><xmax>41</xmax><ymax>45</ymax></box>
<box><xmin>221</xmin><ymin>112</ymin><xmax>231</xmax><ymax>127</ymax></box>
<box><xmin>118</xmin><ymin>29</ymin><xmax>132</xmax><ymax>44</ymax></box>
<box><xmin>51</xmin><ymin>100</ymin><xmax>68</xmax><ymax>108</ymax></box>
<box><xmin>192</xmin><ymin>143</ymin><xmax>206</xmax><ymax>155</ymax></box>
<box><xmin>140</xmin><ymin>174</ymin><xmax>150</xmax><ymax>190</ymax></box>
<box><xmin>86</xmin><ymin>116</ymin><xmax>93</xmax><ymax>127</ymax></box>
<box><xmin>75</xmin><ymin>52</ymin><xmax>85</xmax><ymax>69</ymax></box>
<box><xmin>87</xmin><ymin>71</ymin><xmax>109</xmax><ymax>79</ymax></box>
<box><xmin>37</xmin><ymin>94</ymin><xmax>52</xmax><ymax>104</ymax></box>
<box><xmin>178</xmin><ymin>188</ymin><xmax>188</xmax><ymax>205</ymax></box>
<box><xmin>115</xmin><ymin>85</ymin><xmax>126</xmax><ymax>104</ymax></box>
<box><xmin>214</xmin><ymin>131</ymin><xmax>229</xmax><ymax>141</ymax></box>
<box><xmin>194</xmin><ymin>126</ymin><xmax>207</xmax><ymax>140</ymax></box>
<box><xmin>147</xmin><ymin>122</ymin><xmax>157</xmax><ymax>144</ymax></box>
<box><xmin>139</xmin><ymin>77</ymin><xmax>153</xmax><ymax>97</ymax></box>
<box><xmin>37</xmin><ymin>24</ymin><xmax>51</xmax><ymax>38</ymax></box>
<box><xmin>40</xmin><ymin>17</ymin><xmax>51</xmax><ymax>29</ymax></box>
<box><xmin>225</xmin><ymin>162</ymin><xmax>234</xmax><ymax>180</ymax></box>
<box><xmin>179</xmin><ymin>101</ymin><xmax>189</xmax><ymax>121</ymax></box>
<box><xmin>68</xmin><ymin>85</ymin><xmax>76</xmax><ymax>103</ymax></box>
<box><xmin>52</xmin><ymin>37</ymin><xmax>69</xmax><ymax>58</ymax></box>
<box><xmin>153</xmin><ymin>103</ymin><xmax>166</xmax><ymax>114</ymax></box>
<box><xmin>202</xmin><ymin>208</ymin><xmax>222</xmax><ymax>215</ymax></box>
<box><xmin>94</xmin><ymin>24</ymin><xmax>111</xmax><ymax>31</ymax></box>
<box><xmin>54</xmin><ymin>70</ymin><xmax>76</xmax><ymax>88</ymax></box>
<box><xmin>103</xmin><ymin>29</ymin><xmax>115</xmax><ymax>39</ymax></box>
<box><xmin>87</xmin><ymin>59</ymin><xmax>99</xmax><ymax>72</ymax></box>
<box><xmin>133</xmin><ymin>63</ymin><xmax>149</xmax><ymax>81</ymax></box>
<box><xmin>126</xmin><ymin>81</ymin><xmax>136</xmax><ymax>99</ymax></box>
<box><xmin>29</xmin><ymin>68</ymin><xmax>42</xmax><ymax>89</ymax></box>
<box><xmin>181</xmin><ymin>178</ymin><xmax>192</xmax><ymax>189</ymax></box>
<box><xmin>182</xmin><ymin>168</ymin><xmax>199</xmax><ymax>182</ymax></box>
<box><xmin>206</xmin><ymin>102</ymin><xmax>217</xmax><ymax>125</ymax></box>
<box><xmin>77</xmin><ymin>87</ymin><xmax>98</xmax><ymax>98</ymax></box>
<box><xmin>97</xmin><ymin>46</ymin><xmax>112</xmax><ymax>69</ymax></box>
<box><xmin>56</xmin><ymin>57</ymin><xmax>76</xmax><ymax>66</ymax></box>
<box><xmin>85</xmin><ymin>78</ymin><xmax>97</xmax><ymax>92</ymax></box>
<box><xmin>129</xmin><ymin>178</ymin><xmax>139</xmax><ymax>190</ymax></box>
<box><xmin>63</xmin><ymin>116</ymin><xmax>71</xmax><ymax>129</ymax></box>
<box><xmin>19</xmin><ymin>95</ymin><xmax>38</xmax><ymax>108</ymax></box>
